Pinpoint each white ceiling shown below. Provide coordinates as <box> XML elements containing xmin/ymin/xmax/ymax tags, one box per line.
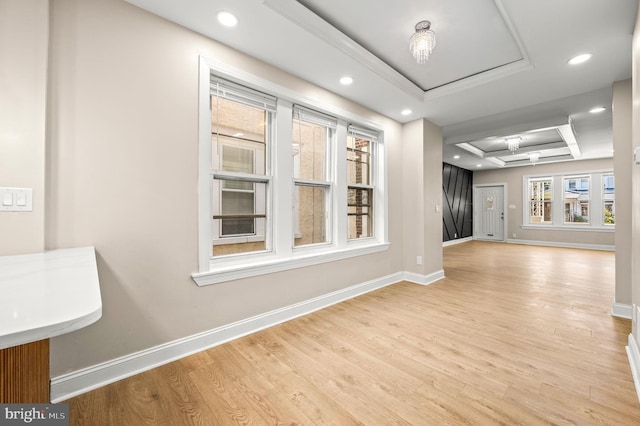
<box><xmin>125</xmin><ymin>0</ymin><xmax>637</xmax><ymax>170</ymax></box>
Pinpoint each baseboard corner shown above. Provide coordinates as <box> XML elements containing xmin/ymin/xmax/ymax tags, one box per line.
<box><xmin>626</xmin><ymin>334</ymin><xmax>640</xmax><ymax>404</ymax></box>
<box><xmin>403</xmin><ymin>269</ymin><xmax>445</xmax><ymax>286</ymax></box>
<box><xmin>611</xmin><ymin>302</ymin><xmax>633</xmax><ymax>319</ymax></box>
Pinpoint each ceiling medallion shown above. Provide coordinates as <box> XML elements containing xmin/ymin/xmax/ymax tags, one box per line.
<box><xmin>410</xmin><ymin>20</ymin><xmax>436</xmax><ymax>64</ymax></box>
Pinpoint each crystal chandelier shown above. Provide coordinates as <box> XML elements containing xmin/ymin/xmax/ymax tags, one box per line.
<box><xmin>529</xmin><ymin>152</ymin><xmax>540</xmax><ymax>164</ymax></box>
<box><xmin>505</xmin><ymin>137</ymin><xmax>522</xmax><ymax>153</ymax></box>
<box><xmin>410</xmin><ymin>21</ymin><xmax>436</xmax><ymax>64</ymax></box>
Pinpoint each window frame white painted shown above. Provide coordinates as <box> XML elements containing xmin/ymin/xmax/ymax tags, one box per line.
<box><xmin>521</xmin><ymin>169</ymin><xmax>614</xmax><ymax>232</ymax></box>
<box><xmin>194</xmin><ymin>56</ymin><xmax>389</xmax><ymax>286</ymax></box>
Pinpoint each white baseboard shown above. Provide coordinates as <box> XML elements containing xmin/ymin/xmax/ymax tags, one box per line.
<box><xmin>611</xmin><ymin>302</ymin><xmax>633</xmax><ymax>319</ymax></box>
<box><xmin>443</xmin><ymin>237</ymin><xmax>472</xmax><ymax>247</ymax></box>
<box><xmin>626</xmin><ymin>334</ymin><xmax>640</xmax><ymax>404</ymax></box>
<box><xmin>403</xmin><ymin>269</ymin><xmax>445</xmax><ymax>286</ymax></box>
<box><xmin>506</xmin><ymin>238</ymin><xmax>615</xmax><ymax>252</ymax></box>
<box><xmin>51</xmin><ymin>271</ymin><xmax>404</xmax><ymax>402</ymax></box>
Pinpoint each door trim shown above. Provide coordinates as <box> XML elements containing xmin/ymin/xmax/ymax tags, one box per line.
<box><xmin>473</xmin><ymin>183</ymin><xmax>508</xmax><ymax>242</ymax></box>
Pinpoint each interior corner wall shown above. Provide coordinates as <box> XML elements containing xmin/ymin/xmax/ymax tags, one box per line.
<box><xmin>46</xmin><ymin>0</ymin><xmax>404</xmax><ymax>378</ymax></box>
<box><xmin>613</xmin><ymin>79</ymin><xmax>633</xmax><ymax>307</ymax></box>
<box><xmin>0</xmin><ymin>0</ymin><xmax>48</xmax><ymax>255</ymax></box>
<box><xmin>442</xmin><ymin>163</ymin><xmax>473</xmax><ymax>242</ymax></box>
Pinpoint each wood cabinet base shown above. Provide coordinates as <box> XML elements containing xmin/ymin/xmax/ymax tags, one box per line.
<box><xmin>0</xmin><ymin>339</ymin><xmax>50</xmax><ymax>403</ymax></box>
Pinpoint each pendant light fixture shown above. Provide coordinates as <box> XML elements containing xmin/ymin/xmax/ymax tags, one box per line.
<box><xmin>410</xmin><ymin>21</ymin><xmax>436</xmax><ymax>64</ymax></box>
<box><xmin>505</xmin><ymin>136</ymin><xmax>522</xmax><ymax>153</ymax></box>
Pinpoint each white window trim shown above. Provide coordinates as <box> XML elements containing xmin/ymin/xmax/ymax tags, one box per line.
<box><xmin>194</xmin><ymin>56</ymin><xmax>389</xmax><ymax>286</ymax></box>
<box><xmin>521</xmin><ymin>169</ymin><xmax>614</xmax><ymax>232</ymax></box>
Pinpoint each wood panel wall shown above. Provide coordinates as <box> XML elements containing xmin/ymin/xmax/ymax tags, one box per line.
<box><xmin>0</xmin><ymin>339</ymin><xmax>50</xmax><ymax>403</ymax></box>
<box><xmin>442</xmin><ymin>163</ymin><xmax>473</xmax><ymax>242</ymax></box>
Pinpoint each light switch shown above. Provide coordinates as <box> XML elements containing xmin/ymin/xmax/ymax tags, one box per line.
<box><xmin>16</xmin><ymin>191</ymin><xmax>27</xmax><ymax>206</ymax></box>
<box><xmin>0</xmin><ymin>187</ymin><xmax>32</xmax><ymax>211</ymax></box>
<box><xmin>2</xmin><ymin>191</ymin><xmax>13</xmax><ymax>206</ymax></box>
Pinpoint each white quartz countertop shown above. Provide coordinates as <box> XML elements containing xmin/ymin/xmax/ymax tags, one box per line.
<box><xmin>0</xmin><ymin>246</ymin><xmax>102</xmax><ymax>350</ymax></box>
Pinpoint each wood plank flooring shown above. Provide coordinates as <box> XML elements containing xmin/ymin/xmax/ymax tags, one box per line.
<box><xmin>67</xmin><ymin>241</ymin><xmax>640</xmax><ymax>425</ymax></box>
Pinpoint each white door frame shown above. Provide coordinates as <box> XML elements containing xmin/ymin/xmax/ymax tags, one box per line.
<box><xmin>473</xmin><ymin>183</ymin><xmax>508</xmax><ymax>241</ymax></box>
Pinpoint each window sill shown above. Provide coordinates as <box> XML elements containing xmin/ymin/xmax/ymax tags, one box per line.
<box><xmin>192</xmin><ymin>241</ymin><xmax>391</xmax><ymax>286</ymax></box>
<box><xmin>520</xmin><ymin>225</ymin><xmax>614</xmax><ymax>232</ymax></box>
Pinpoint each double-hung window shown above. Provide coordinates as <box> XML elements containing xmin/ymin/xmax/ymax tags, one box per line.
<box><xmin>563</xmin><ymin>176</ymin><xmax>590</xmax><ymax>224</ymax></box>
<box><xmin>292</xmin><ymin>106</ymin><xmax>336</xmax><ymax>247</ymax></box>
<box><xmin>523</xmin><ymin>171</ymin><xmax>613</xmax><ymax>230</ymax></box>
<box><xmin>603</xmin><ymin>174</ymin><xmax>615</xmax><ymax>225</ymax></box>
<box><xmin>210</xmin><ymin>78</ymin><xmax>275</xmax><ymax>256</ymax></box>
<box><xmin>528</xmin><ymin>178</ymin><xmax>552</xmax><ymax>224</ymax></box>
<box><xmin>194</xmin><ymin>58</ymin><xmax>389</xmax><ymax>285</ymax></box>
<box><xmin>347</xmin><ymin>126</ymin><xmax>377</xmax><ymax>239</ymax></box>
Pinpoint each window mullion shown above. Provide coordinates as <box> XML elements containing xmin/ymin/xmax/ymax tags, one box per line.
<box><xmin>273</xmin><ymin>101</ymin><xmax>294</xmax><ymax>256</ymax></box>
<box><xmin>335</xmin><ymin>121</ymin><xmax>348</xmax><ymax>246</ymax></box>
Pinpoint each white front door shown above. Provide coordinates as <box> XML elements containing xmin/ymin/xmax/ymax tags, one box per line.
<box><xmin>475</xmin><ymin>185</ymin><xmax>504</xmax><ymax>241</ymax></box>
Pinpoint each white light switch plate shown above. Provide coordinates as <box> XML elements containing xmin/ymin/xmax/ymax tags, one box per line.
<box><xmin>0</xmin><ymin>187</ymin><xmax>33</xmax><ymax>211</ymax></box>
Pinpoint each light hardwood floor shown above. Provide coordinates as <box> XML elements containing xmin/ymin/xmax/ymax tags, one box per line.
<box><xmin>68</xmin><ymin>241</ymin><xmax>640</xmax><ymax>425</ymax></box>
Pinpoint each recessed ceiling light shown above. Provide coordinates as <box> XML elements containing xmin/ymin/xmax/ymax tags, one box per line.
<box><xmin>401</xmin><ymin>109</ymin><xmax>412</xmax><ymax>116</ymax></box>
<box><xmin>589</xmin><ymin>106</ymin><xmax>606</xmax><ymax>114</ymax></box>
<box><xmin>339</xmin><ymin>76</ymin><xmax>353</xmax><ymax>85</ymax></box>
<box><xmin>217</xmin><ymin>11</ymin><xmax>238</xmax><ymax>27</ymax></box>
<box><xmin>568</xmin><ymin>53</ymin><xmax>592</xmax><ymax>65</ymax></box>
<box><xmin>477</xmin><ymin>164</ymin><xmax>482</xmax><ymax>168</ymax></box>
<box><xmin>453</xmin><ymin>155</ymin><xmax>460</xmax><ymax>159</ymax></box>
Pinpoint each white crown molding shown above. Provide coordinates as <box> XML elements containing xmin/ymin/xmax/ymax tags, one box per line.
<box><xmin>262</xmin><ymin>0</ymin><xmax>424</xmax><ymax>99</ymax></box>
<box><xmin>263</xmin><ymin>0</ymin><xmax>533</xmax><ymax>102</ymax></box>
<box><xmin>423</xmin><ymin>59</ymin><xmax>533</xmax><ymax>102</ymax></box>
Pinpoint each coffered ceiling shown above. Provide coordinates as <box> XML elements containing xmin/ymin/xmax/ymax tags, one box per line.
<box><xmin>125</xmin><ymin>0</ymin><xmax>637</xmax><ymax>170</ymax></box>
